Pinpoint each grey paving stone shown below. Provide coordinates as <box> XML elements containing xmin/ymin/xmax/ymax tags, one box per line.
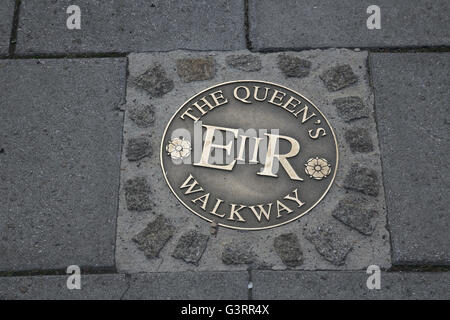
<box><xmin>253</xmin><ymin>271</ymin><xmax>450</xmax><ymax>300</ymax></box>
<box><xmin>134</xmin><ymin>63</ymin><xmax>174</xmax><ymax>98</ymax></box>
<box><xmin>176</xmin><ymin>57</ymin><xmax>216</xmax><ymax>82</ymax></box>
<box><xmin>343</xmin><ymin>164</ymin><xmax>380</xmax><ymax>197</ymax></box>
<box><xmin>225</xmin><ymin>54</ymin><xmax>262</xmax><ymax>72</ymax></box>
<box><xmin>371</xmin><ymin>53</ymin><xmax>450</xmax><ymax>265</ymax></box>
<box><xmin>304</xmin><ymin>224</ymin><xmax>353</xmax><ymax>266</ymax></box>
<box><xmin>332</xmin><ymin>194</ymin><xmax>377</xmax><ymax>236</ymax></box>
<box><xmin>118</xmin><ymin>49</ymin><xmax>391</xmax><ymax>273</ymax></box>
<box><xmin>277</xmin><ymin>54</ymin><xmax>311</xmax><ymax>78</ymax></box>
<box><xmin>332</xmin><ymin>96</ymin><xmax>369</xmax><ymax>122</ymax></box>
<box><xmin>0</xmin><ymin>0</ymin><xmax>14</xmax><ymax>56</ymax></box>
<box><xmin>128</xmin><ymin>104</ymin><xmax>156</xmax><ymax>128</ymax></box>
<box><xmin>172</xmin><ymin>230</ymin><xmax>209</xmax><ymax>266</ymax></box>
<box><xmin>124</xmin><ymin>272</ymin><xmax>248</xmax><ymax>300</ymax></box>
<box><xmin>125</xmin><ymin>135</ymin><xmax>152</xmax><ymax>161</ymax></box>
<box><xmin>0</xmin><ymin>58</ymin><xmax>126</xmax><ymax>272</ymax></box>
<box><xmin>16</xmin><ymin>0</ymin><xmax>245</xmax><ymax>55</ymax></box>
<box><xmin>249</xmin><ymin>0</ymin><xmax>450</xmax><ymax>50</ymax></box>
<box><xmin>133</xmin><ymin>215</ymin><xmax>175</xmax><ymax>259</ymax></box>
<box><xmin>0</xmin><ymin>274</ymin><xmax>127</xmax><ymax>300</ymax></box>
<box><xmin>273</xmin><ymin>233</ymin><xmax>303</xmax><ymax>267</ymax></box>
<box><xmin>344</xmin><ymin>127</ymin><xmax>374</xmax><ymax>153</ymax></box>
<box><xmin>124</xmin><ymin>177</ymin><xmax>152</xmax><ymax>211</ymax></box>
<box><xmin>320</xmin><ymin>64</ymin><xmax>358</xmax><ymax>92</ymax></box>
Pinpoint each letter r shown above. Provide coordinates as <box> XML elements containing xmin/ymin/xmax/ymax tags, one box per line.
<box><xmin>257</xmin><ymin>133</ymin><xmax>303</xmax><ymax>181</ymax></box>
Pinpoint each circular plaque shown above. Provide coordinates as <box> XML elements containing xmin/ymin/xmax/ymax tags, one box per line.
<box><xmin>161</xmin><ymin>81</ymin><xmax>338</xmax><ymax>230</ymax></box>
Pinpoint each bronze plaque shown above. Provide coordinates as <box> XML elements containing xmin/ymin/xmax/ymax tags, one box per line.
<box><xmin>161</xmin><ymin>81</ymin><xmax>338</xmax><ymax>230</ymax></box>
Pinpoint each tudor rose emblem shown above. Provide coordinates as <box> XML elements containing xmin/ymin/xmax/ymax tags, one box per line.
<box><xmin>161</xmin><ymin>81</ymin><xmax>338</xmax><ymax>230</ymax></box>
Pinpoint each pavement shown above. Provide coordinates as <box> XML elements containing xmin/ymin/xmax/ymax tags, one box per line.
<box><xmin>0</xmin><ymin>1</ymin><xmax>448</xmax><ymax>300</ymax></box>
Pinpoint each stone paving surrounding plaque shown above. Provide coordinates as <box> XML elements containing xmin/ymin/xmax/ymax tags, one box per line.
<box><xmin>0</xmin><ymin>0</ymin><xmax>15</xmax><ymax>56</ymax></box>
<box><xmin>116</xmin><ymin>49</ymin><xmax>391</xmax><ymax>273</ymax></box>
<box><xmin>371</xmin><ymin>53</ymin><xmax>450</xmax><ymax>265</ymax></box>
<box><xmin>248</xmin><ymin>0</ymin><xmax>450</xmax><ymax>50</ymax></box>
<box><xmin>0</xmin><ymin>58</ymin><xmax>126</xmax><ymax>272</ymax></box>
<box><xmin>15</xmin><ymin>0</ymin><xmax>245</xmax><ymax>55</ymax></box>
<box><xmin>252</xmin><ymin>271</ymin><xmax>450</xmax><ymax>300</ymax></box>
